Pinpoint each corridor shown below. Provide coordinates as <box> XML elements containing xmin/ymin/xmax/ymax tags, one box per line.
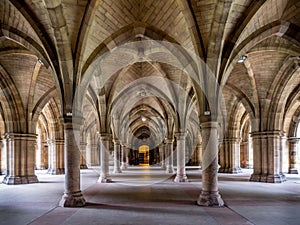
<box><xmin>1</xmin><ymin>167</ymin><xmax>300</xmax><ymax>225</ymax></box>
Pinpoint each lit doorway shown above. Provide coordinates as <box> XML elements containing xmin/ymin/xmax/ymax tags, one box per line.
<box><xmin>138</xmin><ymin>145</ymin><xmax>149</xmax><ymax>166</ymax></box>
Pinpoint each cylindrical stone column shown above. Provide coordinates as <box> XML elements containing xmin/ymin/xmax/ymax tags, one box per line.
<box><xmin>98</xmin><ymin>133</ymin><xmax>111</xmax><ymax>183</ymax></box>
<box><xmin>288</xmin><ymin>138</ymin><xmax>299</xmax><ymax>174</ymax></box>
<box><xmin>197</xmin><ymin>122</ymin><xmax>224</xmax><ymax>207</ymax></box>
<box><xmin>174</xmin><ymin>133</ymin><xmax>188</xmax><ymax>182</ymax></box>
<box><xmin>3</xmin><ymin>133</ymin><xmax>39</xmax><ymax>184</ymax></box>
<box><xmin>48</xmin><ymin>139</ymin><xmax>65</xmax><ymax>174</ymax></box>
<box><xmin>80</xmin><ymin>142</ymin><xmax>88</xmax><ymax>169</ymax></box>
<box><xmin>59</xmin><ymin>118</ymin><xmax>85</xmax><ymax>207</ymax></box>
<box><xmin>0</xmin><ymin>137</ymin><xmax>7</xmax><ymax>175</ymax></box>
<box><xmin>121</xmin><ymin>145</ymin><xmax>128</xmax><ymax>169</ymax></box>
<box><xmin>113</xmin><ymin>140</ymin><xmax>122</xmax><ymax>173</ymax></box>
<box><xmin>159</xmin><ymin>143</ymin><xmax>165</xmax><ymax>169</ymax></box>
<box><xmin>227</xmin><ymin>138</ymin><xmax>242</xmax><ymax>173</ymax></box>
<box><xmin>165</xmin><ymin>138</ymin><xmax>175</xmax><ymax>173</ymax></box>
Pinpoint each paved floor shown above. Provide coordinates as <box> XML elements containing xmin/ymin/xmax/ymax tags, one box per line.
<box><xmin>0</xmin><ymin>167</ymin><xmax>300</xmax><ymax>225</ymax></box>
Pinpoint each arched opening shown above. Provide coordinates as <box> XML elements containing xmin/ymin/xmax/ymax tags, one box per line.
<box><xmin>138</xmin><ymin>145</ymin><xmax>149</xmax><ymax>166</ymax></box>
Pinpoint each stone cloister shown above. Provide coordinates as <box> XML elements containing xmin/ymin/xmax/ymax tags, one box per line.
<box><xmin>0</xmin><ymin>0</ymin><xmax>299</xmax><ymax>210</ymax></box>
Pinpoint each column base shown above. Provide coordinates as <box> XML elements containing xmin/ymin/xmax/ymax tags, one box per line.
<box><xmin>59</xmin><ymin>191</ymin><xmax>86</xmax><ymax>207</ymax></box>
<box><xmin>218</xmin><ymin>167</ymin><xmax>226</xmax><ymax>173</ymax></box>
<box><xmin>2</xmin><ymin>175</ymin><xmax>39</xmax><ymax>185</ymax></box>
<box><xmin>289</xmin><ymin>168</ymin><xmax>298</xmax><ymax>174</ymax></box>
<box><xmin>250</xmin><ymin>173</ymin><xmax>286</xmax><ymax>183</ymax></box>
<box><xmin>197</xmin><ymin>191</ymin><xmax>224</xmax><ymax>207</ymax></box>
<box><xmin>98</xmin><ymin>176</ymin><xmax>112</xmax><ymax>183</ymax></box>
<box><xmin>80</xmin><ymin>164</ymin><xmax>88</xmax><ymax>169</ymax></box>
<box><xmin>166</xmin><ymin>166</ymin><xmax>174</xmax><ymax>173</ymax></box>
<box><xmin>120</xmin><ymin>163</ymin><xmax>128</xmax><ymax>170</ymax></box>
<box><xmin>267</xmin><ymin>174</ymin><xmax>286</xmax><ymax>183</ymax></box>
<box><xmin>227</xmin><ymin>167</ymin><xmax>242</xmax><ymax>174</ymax></box>
<box><xmin>47</xmin><ymin>168</ymin><xmax>65</xmax><ymax>175</ymax></box>
<box><xmin>113</xmin><ymin>168</ymin><xmax>122</xmax><ymax>173</ymax></box>
<box><xmin>174</xmin><ymin>174</ymin><xmax>188</xmax><ymax>182</ymax></box>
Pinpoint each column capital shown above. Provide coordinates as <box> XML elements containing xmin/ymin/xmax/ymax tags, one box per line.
<box><xmin>287</xmin><ymin>137</ymin><xmax>300</xmax><ymax>143</ymax></box>
<box><xmin>4</xmin><ymin>133</ymin><xmax>37</xmax><ymax>141</ymax></box>
<box><xmin>165</xmin><ymin>138</ymin><xmax>174</xmax><ymax>144</ymax></box>
<box><xmin>250</xmin><ymin>130</ymin><xmax>284</xmax><ymax>138</ymax></box>
<box><xmin>223</xmin><ymin>137</ymin><xmax>241</xmax><ymax>143</ymax></box>
<box><xmin>61</xmin><ymin>116</ymin><xmax>84</xmax><ymax>129</ymax></box>
<box><xmin>99</xmin><ymin>133</ymin><xmax>111</xmax><ymax>141</ymax></box>
<box><xmin>175</xmin><ymin>132</ymin><xmax>186</xmax><ymax>140</ymax></box>
<box><xmin>200</xmin><ymin>121</ymin><xmax>219</xmax><ymax>129</ymax></box>
<box><xmin>113</xmin><ymin>139</ymin><xmax>120</xmax><ymax>145</ymax></box>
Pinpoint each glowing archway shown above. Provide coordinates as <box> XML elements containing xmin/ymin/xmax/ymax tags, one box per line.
<box><xmin>138</xmin><ymin>145</ymin><xmax>149</xmax><ymax>166</ymax></box>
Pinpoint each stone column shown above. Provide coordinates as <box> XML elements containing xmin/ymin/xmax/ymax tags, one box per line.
<box><xmin>250</xmin><ymin>131</ymin><xmax>285</xmax><ymax>183</ymax></box>
<box><xmin>80</xmin><ymin>142</ymin><xmax>88</xmax><ymax>169</ymax></box>
<box><xmin>197</xmin><ymin>143</ymin><xmax>202</xmax><ymax>167</ymax></box>
<box><xmin>98</xmin><ymin>133</ymin><xmax>111</xmax><ymax>183</ymax></box>
<box><xmin>174</xmin><ymin>133</ymin><xmax>188</xmax><ymax>182</ymax></box>
<box><xmin>225</xmin><ymin>138</ymin><xmax>242</xmax><ymax>173</ymax></box>
<box><xmin>90</xmin><ymin>142</ymin><xmax>99</xmax><ymax>166</ymax></box>
<box><xmin>3</xmin><ymin>133</ymin><xmax>39</xmax><ymax>184</ymax></box>
<box><xmin>218</xmin><ymin>141</ymin><xmax>226</xmax><ymax>172</ymax></box>
<box><xmin>0</xmin><ymin>137</ymin><xmax>6</xmax><ymax>175</ymax></box>
<box><xmin>197</xmin><ymin>122</ymin><xmax>224</xmax><ymax>207</ymax></box>
<box><xmin>113</xmin><ymin>140</ymin><xmax>122</xmax><ymax>173</ymax></box>
<box><xmin>59</xmin><ymin>118</ymin><xmax>85</xmax><ymax>207</ymax></box>
<box><xmin>159</xmin><ymin>143</ymin><xmax>165</xmax><ymax>169</ymax></box>
<box><xmin>288</xmin><ymin>138</ymin><xmax>299</xmax><ymax>174</ymax></box>
<box><xmin>121</xmin><ymin>144</ymin><xmax>128</xmax><ymax>169</ymax></box>
<box><xmin>47</xmin><ymin>139</ymin><xmax>65</xmax><ymax>174</ymax></box>
<box><xmin>240</xmin><ymin>140</ymin><xmax>248</xmax><ymax>168</ymax></box>
<box><xmin>165</xmin><ymin>138</ymin><xmax>175</xmax><ymax>173</ymax></box>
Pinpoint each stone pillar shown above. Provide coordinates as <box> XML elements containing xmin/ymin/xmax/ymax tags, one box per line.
<box><xmin>250</xmin><ymin>131</ymin><xmax>285</xmax><ymax>183</ymax></box>
<box><xmin>240</xmin><ymin>140</ymin><xmax>248</xmax><ymax>168</ymax></box>
<box><xmin>80</xmin><ymin>142</ymin><xmax>88</xmax><ymax>169</ymax></box>
<box><xmin>288</xmin><ymin>138</ymin><xmax>299</xmax><ymax>174</ymax></box>
<box><xmin>218</xmin><ymin>141</ymin><xmax>226</xmax><ymax>172</ymax></box>
<box><xmin>197</xmin><ymin>122</ymin><xmax>224</xmax><ymax>207</ymax></box>
<box><xmin>90</xmin><ymin>142</ymin><xmax>99</xmax><ymax>166</ymax></box>
<box><xmin>98</xmin><ymin>133</ymin><xmax>111</xmax><ymax>183</ymax></box>
<box><xmin>0</xmin><ymin>137</ymin><xmax>7</xmax><ymax>175</ymax></box>
<box><xmin>3</xmin><ymin>133</ymin><xmax>39</xmax><ymax>184</ymax></box>
<box><xmin>113</xmin><ymin>140</ymin><xmax>122</xmax><ymax>173</ymax></box>
<box><xmin>197</xmin><ymin>143</ymin><xmax>202</xmax><ymax>167</ymax></box>
<box><xmin>224</xmin><ymin>138</ymin><xmax>242</xmax><ymax>173</ymax></box>
<box><xmin>174</xmin><ymin>133</ymin><xmax>188</xmax><ymax>182</ymax></box>
<box><xmin>159</xmin><ymin>143</ymin><xmax>165</xmax><ymax>169</ymax></box>
<box><xmin>121</xmin><ymin>145</ymin><xmax>128</xmax><ymax>169</ymax></box>
<box><xmin>59</xmin><ymin>118</ymin><xmax>85</xmax><ymax>207</ymax></box>
<box><xmin>165</xmin><ymin>138</ymin><xmax>175</xmax><ymax>173</ymax></box>
<box><xmin>47</xmin><ymin>139</ymin><xmax>65</xmax><ymax>174</ymax></box>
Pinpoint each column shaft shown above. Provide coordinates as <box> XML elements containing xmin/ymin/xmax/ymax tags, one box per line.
<box><xmin>3</xmin><ymin>133</ymin><xmax>39</xmax><ymax>184</ymax></box>
<box><xmin>288</xmin><ymin>138</ymin><xmax>299</xmax><ymax>174</ymax></box>
<box><xmin>121</xmin><ymin>145</ymin><xmax>128</xmax><ymax>169</ymax></box>
<box><xmin>59</xmin><ymin>120</ymin><xmax>85</xmax><ymax>207</ymax></box>
<box><xmin>48</xmin><ymin>139</ymin><xmax>64</xmax><ymax>174</ymax></box>
<box><xmin>159</xmin><ymin>144</ymin><xmax>165</xmax><ymax>169</ymax></box>
<box><xmin>165</xmin><ymin>139</ymin><xmax>174</xmax><ymax>173</ymax></box>
<box><xmin>250</xmin><ymin>131</ymin><xmax>285</xmax><ymax>183</ymax></box>
<box><xmin>113</xmin><ymin>140</ymin><xmax>122</xmax><ymax>173</ymax></box>
<box><xmin>197</xmin><ymin>122</ymin><xmax>224</xmax><ymax>207</ymax></box>
<box><xmin>174</xmin><ymin>133</ymin><xmax>188</xmax><ymax>182</ymax></box>
<box><xmin>80</xmin><ymin>142</ymin><xmax>88</xmax><ymax>169</ymax></box>
<box><xmin>98</xmin><ymin>133</ymin><xmax>111</xmax><ymax>183</ymax></box>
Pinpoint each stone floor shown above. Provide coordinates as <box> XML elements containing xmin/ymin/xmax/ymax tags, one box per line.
<box><xmin>0</xmin><ymin>167</ymin><xmax>300</xmax><ymax>225</ymax></box>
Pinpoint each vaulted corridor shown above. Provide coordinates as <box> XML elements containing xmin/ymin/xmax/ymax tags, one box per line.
<box><xmin>1</xmin><ymin>167</ymin><xmax>300</xmax><ymax>225</ymax></box>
